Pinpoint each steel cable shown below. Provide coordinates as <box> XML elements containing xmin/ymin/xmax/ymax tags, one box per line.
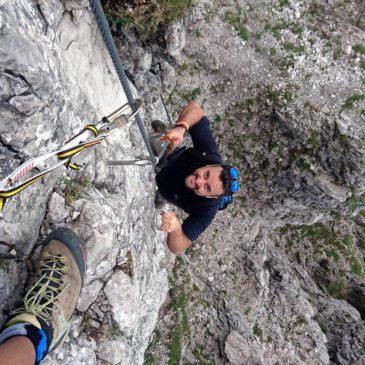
<box><xmin>88</xmin><ymin>0</ymin><xmax>158</xmax><ymax>164</ymax></box>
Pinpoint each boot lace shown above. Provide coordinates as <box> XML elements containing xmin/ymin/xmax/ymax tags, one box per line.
<box><xmin>13</xmin><ymin>252</ymin><xmax>69</xmax><ymax>321</ymax></box>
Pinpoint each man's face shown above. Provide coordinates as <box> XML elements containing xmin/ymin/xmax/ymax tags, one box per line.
<box><xmin>185</xmin><ymin>165</ymin><xmax>224</xmax><ymax>198</ymax></box>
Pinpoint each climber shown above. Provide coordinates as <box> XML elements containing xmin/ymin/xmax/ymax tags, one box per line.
<box><xmin>155</xmin><ymin>101</ymin><xmax>239</xmax><ymax>254</ymax></box>
<box><xmin>0</xmin><ymin>228</ymin><xmax>86</xmax><ymax>365</ymax></box>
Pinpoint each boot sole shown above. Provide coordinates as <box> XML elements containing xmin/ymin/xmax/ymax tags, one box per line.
<box><xmin>42</xmin><ymin>227</ymin><xmax>86</xmax><ymax>282</ymax></box>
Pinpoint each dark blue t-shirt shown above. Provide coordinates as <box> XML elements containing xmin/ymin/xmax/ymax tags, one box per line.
<box><xmin>156</xmin><ymin>116</ymin><xmax>223</xmax><ymax>241</ymax></box>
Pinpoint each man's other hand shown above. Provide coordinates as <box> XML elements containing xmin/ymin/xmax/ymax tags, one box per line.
<box><xmin>165</xmin><ymin>126</ymin><xmax>185</xmax><ymax>149</ymax></box>
<box><xmin>160</xmin><ymin>211</ymin><xmax>181</xmax><ymax>233</ymax></box>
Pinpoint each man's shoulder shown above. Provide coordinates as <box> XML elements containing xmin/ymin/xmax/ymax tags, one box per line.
<box><xmin>189</xmin><ymin>116</ymin><xmax>223</xmax><ymax>159</ymax></box>
<box><xmin>185</xmin><ymin>147</ymin><xmax>223</xmax><ymax>165</ymax></box>
<box><xmin>186</xmin><ymin>194</ymin><xmax>221</xmax><ymax>215</ymax></box>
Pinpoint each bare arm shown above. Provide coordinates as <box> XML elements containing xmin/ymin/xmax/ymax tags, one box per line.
<box><xmin>165</xmin><ymin>102</ymin><xmax>206</xmax><ymax>148</ymax></box>
<box><xmin>177</xmin><ymin>101</ymin><xmax>205</xmax><ymax>129</ymax></box>
<box><xmin>161</xmin><ymin>211</ymin><xmax>191</xmax><ymax>254</ymax></box>
<box><xmin>167</xmin><ymin>229</ymin><xmax>191</xmax><ymax>255</ymax></box>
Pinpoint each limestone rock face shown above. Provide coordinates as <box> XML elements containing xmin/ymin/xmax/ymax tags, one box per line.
<box><xmin>97</xmin><ymin>339</ymin><xmax>126</xmax><ymax>364</ymax></box>
<box><xmin>164</xmin><ymin>20</ymin><xmax>187</xmax><ymax>59</ymax></box>
<box><xmin>104</xmin><ymin>270</ymin><xmax>138</xmax><ymax>337</ymax></box>
<box><xmin>0</xmin><ymin>1</ymin><xmax>169</xmax><ymax>364</ymax></box>
<box><xmin>46</xmin><ymin>192</ymin><xmax>68</xmax><ymax>223</ymax></box>
<box><xmin>125</xmin><ymin>1</ymin><xmax>365</xmax><ymax>365</ymax></box>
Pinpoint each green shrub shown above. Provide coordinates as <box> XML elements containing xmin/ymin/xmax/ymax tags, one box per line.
<box><xmin>101</xmin><ymin>0</ymin><xmax>193</xmax><ymax>34</ymax></box>
<box><xmin>327</xmin><ymin>278</ymin><xmax>346</xmax><ymax>299</ymax></box>
<box><xmin>63</xmin><ymin>174</ymin><xmax>90</xmax><ymax>205</ymax></box>
<box><xmin>342</xmin><ymin>94</ymin><xmax>365</xmax><ymax>110</ymax></box>
<box><xmin>352</xmin><ymin>44</ymin><xmax>365</xmax><ymax>55</ymax></box>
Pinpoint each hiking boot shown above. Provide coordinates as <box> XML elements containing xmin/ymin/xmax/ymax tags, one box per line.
<box><xmin>6</xmin><ymin>228</ymin><xmax>86</xmax><ymax>352</ymax></box>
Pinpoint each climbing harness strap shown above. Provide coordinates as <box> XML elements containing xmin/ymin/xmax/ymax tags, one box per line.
<box><xmin>0</xmin><ymin>100</ymin><xmax>141</xmax><ymax>212</ymax></box>
<box><xmin>1</xmin><ymin>0</ymin><xmax>169</xmax><ymax>213</ymax></box>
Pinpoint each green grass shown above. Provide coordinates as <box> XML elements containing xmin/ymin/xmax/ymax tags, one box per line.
<box><xmin>268</xmin><ymin>139</ymin><xmax>279</xmax><ymax>151</ymax></box>
<box><xmin>144</xmin><ymin>330</ymin><xmax>161</xmax><ymax>365</ymax></box>
<box><xmin>108</xmin><ymin>325</ymin><xmax>123</xmax><ymax>339</ymax></box>
<box><xmin>327</xmin><ymin>278</ymin><xmax>346</xmax><ymax>299</ymax></box>
<box><xmin>296</xmin><ymin>158</ymin><xmax>311</xmax><ymax>171</ymax></box>
<box><xmin>167</xmin><ymin>259</ymin><xmax>192</xmax><ymax>365</ymax></box>
<box><xmin>278</xmin><ymin>0</ymin><xmax>288</xmax><ymax>8</ymax></box>
<box><xmin>282</xmin><ymin>42</ymin><xmax>305</xmax><ymax>54</ymax></box>
<box><xmin>327</xmin><ymin>249</ymin><xmax>340</xmax><ymax>262</ymax></box>
<box><xmin>319</xmin><ymin>323</ymin><xmax>328</xmax><ymax>333</ymax></box>
<box><xmin>270</xmin><ymin>47</ymin><xmax>277</xmax><ymax>56</ymax></box>
<box><xmin>178</xmin><ymin>62</ymin><xmax>189</xmax><ymax>72</ymax></box>
<box><xmin>279</xmin><ymin>222</ymin><xmax>364</xmax><ymax>278</ymax></box>
<box><xmin>342</xmin><ymin>94</ymin><xmax>365</xmax><ymax>110</ymax></box>
<box><xmin>333</xmin><ymin>48</ymin><xmax>342</xmax><ymax>60</ymax></box>
<box><xmin>350</xmin><ymin>256</ymin><xmax>363</xmax><ymax>276</ymax></box>
<box><xmin>192</xmin><ymin>345</ymin><xmax>214</xmax><ymax>364</ymax></box>
<box><xmin>63</xmin><ymin>174</ymin><xmax>90</xmax><ymax>205</ymax></box>
<box><xmin>268</xmin><ymin>21</ymin><xmax>290</xmax><ymax>39</ymax></box>
<box><xmin>292</xmin><ymin>23</ymin><xmax>303</xmax><ymax>34</ymax></box>
<box><xmin>194</xmin><ymin>28</ymin><xmax>202</xmax><ymax>37</ymax></box>
<box><xmin>346</xmin><ymin>194</ymin><xmax>360</xmax><ymax>212</ymax></box>
<box><xmin>102</xmin><ymin>0</ymin><xmax>193</xmax><ymax>34</ymax></box>
<box><xmin>352</xmin><ymin>44</ymin><xmax>365</xmax><ymax>55</ymax></box>
<box><xmin>168</xmin><ymin>324</ymin><xmax>183</xmax><ymax>365</ymax></box>
<box><xmin>224</xmin><ymin>10</ymin><xmax>249</xmax><ymax>42</ymax></box>
<box><xmin>309</xmin><ymin>129</ymin><xmax>320</xmax><ymax>152</ymax></box>
<box><xmin>253</xmin><ymin>324</ymin><xmax>263</xmax><ymax>338</ymax></box>
<box><xmin>214</xmin><ymin>114</ymin><xmax>222</xmax><ymax>123</ymax></box>
<box><xmin>342</xmin><ymin>234</ymin><xmax>353</xmax><ymax>246</ymax></box>
<box><xmin>181</xmin><ymin>87</ymin><xmax>201</xmax><ymax>101</ymax></box>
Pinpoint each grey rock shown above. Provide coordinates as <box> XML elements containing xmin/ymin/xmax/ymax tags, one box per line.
<box><xmin>8</xmin><ymin>93</ymin><xmax>43</xmax><ymax>116</ymax></box>
<box><xmin>76</xmin><ymin>279</ymin><xmax>103</xmax><ymax>312</ymax></box>
<box><xmin>164</xmin><ymin>20</ymin><xmax>186</xmax><ymax>59</ymax></box>
<box><xmin>134</xmin><ymin>46</ymin><xmax>152</xmax><ymax>73</ymax></box>
<box><xmin>160</xmin><ymin>60</ymin><xmax>177</xmax><ymax>96</ymax></box>
<box><xmin>104</xmin><ymin>270</ymin><xmax>137</xmax><ymax>337</ymax></box>
<box><xmin>70</xmin><ymin>199</ymin><xmax>115</xmax><ymax>283</ymax></box>
<box><xmin>97</xmin><ymin>339</ymin><xmax>126</xmax><ymax>365</ymax></box>
<box><xmin>0</xmin><ymin>73</ymin><xmax>14</xmax><ymax>100</ymax></box>
<box><xmin>225</xmin><ymin>330</ymin><xmax>263</xmax><ymax>365</ymax></box>
<box><xmin>314</xmin><ymin>169</ymin><xmax>351</xmax><ymax>203</ymax></box>
<box><xmin>0</xmin><ymin>260</ymin><xmax>27</xmax><ymax>327</ymax></box>
<box><xmin>0</xmin><ymin>3</ymin><xmax>169</xmax><ymax>365</ymax></box>
<box><xmin>47</xmin><ymin>192</ymin><xmax>68</xmax><ymax>223</ymax></box>
<box><xmin>2</xmin><ymin>1</ymin><xmax>365</xmax><ymax>364</ymax></box>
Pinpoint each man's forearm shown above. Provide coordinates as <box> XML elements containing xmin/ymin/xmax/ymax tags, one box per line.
<box><xmin>177</xmin><ymin>101</ymin><xmax>205</xmax><ymax>129</ymax></box>
<box><xmin>167</xmin><ymin>229</ymin><xmax>191</xmax><ymax>254</ymax></box>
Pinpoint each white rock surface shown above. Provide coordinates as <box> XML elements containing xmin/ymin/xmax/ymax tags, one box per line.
<box><xmin>0</xmin><ymin>2</ymin><xmax>169</xmax><ymax>365</ymax></box>
<box><xmin>76</xmin><ymin>279</ymin><xmax>104</xmax><ymax>312</ymax></box>
<box><xmin>47</xmin><ymin>192</ymin><xmax>68</xmax><ymax>223</ymax></box>
<box><xmin>164</xmin><ymin>20</ymin><xmax>186</xmax><ymax>59</ymax></box>
<box><xmin>104</xmin><ymin>270</ymin><xmax>137</xmax><ymax>337</ymax></box>
<box><xmin>97</xmin><ymin>339</ymin><xmax>126</xmax><ymax>365</ymax></box>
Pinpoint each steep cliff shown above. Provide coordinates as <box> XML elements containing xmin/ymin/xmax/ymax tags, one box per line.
<box><xmin>121</xmin><ymin>0</ymin><xmax>364</xmax><ymax>364</ymax></box>
<box><xmin>0</xmin><ymin>1</ymin><xmax>171</xmax><ymax>364</ymax></box>
<box><xmin>0</xmin><ymin>0</ymin><xmax>364</xmax><ymax>364</ymax></box>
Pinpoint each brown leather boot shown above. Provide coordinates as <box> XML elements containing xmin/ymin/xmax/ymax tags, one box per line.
<box><xmin>6</xmin><ymin>228</ymin><xmax>86</xmax><ymax>352</ymax></box>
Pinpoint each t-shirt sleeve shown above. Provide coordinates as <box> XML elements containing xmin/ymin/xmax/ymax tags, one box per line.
<box><xmin>181</xmin><ymin>209</ymin><xmax>217</xmax><ymax>242</ymax></box>
<box><xmin>189</xmin><ymin>116</ymin><xmax>220</xmax><ymax>155</ymax></box>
